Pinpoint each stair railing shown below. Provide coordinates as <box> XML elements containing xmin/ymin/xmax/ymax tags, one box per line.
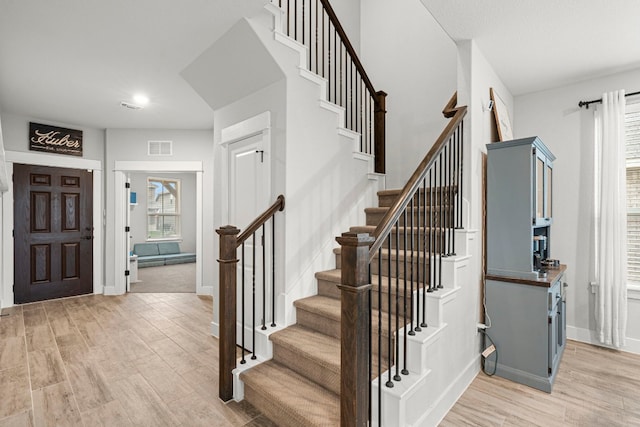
<box><xmin>273</xmin><ymin>0</ymin><xmax>387</xmax><ymax>173</ymax></box>
<box><xmin>216</xmin><ymin>195</ymin><xmax>285</xmax><ymax>402</ymax></box>
<box><xmin>338</xmin><ymin>94</ymin><xmax>467</xmax><ymax>426</ymax></box>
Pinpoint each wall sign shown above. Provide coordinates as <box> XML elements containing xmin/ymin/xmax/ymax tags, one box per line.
<box><xmin>29</xmin><ymin>122</ymin><xmax>83</xmax><ymax>156</ymax></box>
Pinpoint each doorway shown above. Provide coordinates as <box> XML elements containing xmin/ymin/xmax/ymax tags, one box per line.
<box><xmin>112</xmin><ymin>161</ymin><xmax>205</xmax><ymax>296</ymax></box>
<box><xmin>222</xmin><ymin>116</ymin><xmax>272</xmax><ymax>350</ymax></box>
<box><xmin>128</xmin><ymin>172</ymin><xmax>197</xmax><ymax>293</ymax></box>
<box><xmin>13</xmin><ymin>163</ymin><xmax>94</xmax><ymax>303</ymax></box>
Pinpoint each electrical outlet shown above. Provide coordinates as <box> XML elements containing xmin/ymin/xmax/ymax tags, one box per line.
<box><xmin>482</xmin><ymin>344</ymin><xmax>496</xmax><ymax>358</ymax></box>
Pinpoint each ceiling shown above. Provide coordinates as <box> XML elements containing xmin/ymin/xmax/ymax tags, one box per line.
<box><xmin>1</xmin><ymin>0</ymin><xmax>639</xmax><ymax>130</ymax></box>
<box><xmin>0</xmin><ymin>0</ymin><xmax>266</xmax><ymax>130</ymax></box>
<box><xmin>421</xmin><ymin>0</ymin><xmax>640</xmax><ymax>96</ymax></box>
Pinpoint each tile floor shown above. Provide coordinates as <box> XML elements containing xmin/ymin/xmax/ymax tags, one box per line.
<box><xmin>0</xmin><ymin>292</ymin><xmax>275</xmax><ymax>427</ymax></box>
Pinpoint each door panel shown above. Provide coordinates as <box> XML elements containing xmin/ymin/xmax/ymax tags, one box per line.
<box><xmin>228</xmin><ymin>134</ymin><xmax>268</xmax><ymax>351</ymax></box>
<box><xmin>14</xmin><ymin>164</ymin><xmax>93</xmax><ymax>304</ymax></box>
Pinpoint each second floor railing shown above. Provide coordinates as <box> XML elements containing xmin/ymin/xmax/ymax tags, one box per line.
<box><xmin>273</xmin><ymin>0</ymin><xmax>387</xmax><ymax>174</ymax></box>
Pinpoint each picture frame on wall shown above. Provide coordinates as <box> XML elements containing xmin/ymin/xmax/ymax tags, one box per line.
<box><xmin>490</xmin><ymin>88</ymin><xmax>513</xmax><ymax>141</ymax></box>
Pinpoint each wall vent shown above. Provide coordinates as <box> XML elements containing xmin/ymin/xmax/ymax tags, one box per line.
<box><xmin>148</xmin><ymin>140</ymin><xmax>173</xmax><ymax>156</ymax></box>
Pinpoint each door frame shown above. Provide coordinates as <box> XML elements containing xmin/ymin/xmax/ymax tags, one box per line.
<box><xmin>211</xmin><ymin>111</ymin><xmax>272</xmax><ymax>338</ymax></box>
<box><xmin>2</xmin><ymin>150</ymin><xmax>103</xmax><ymax>308</ymax></box>
<box><xmin>112</xmin><ymin>161</ymin><xmax>206</xmax><ymax>296</ymax></box>
<box><xmin>219</xmin><ymin>111</ymin><xmax>271</xmax><ymax>225</ymax></box>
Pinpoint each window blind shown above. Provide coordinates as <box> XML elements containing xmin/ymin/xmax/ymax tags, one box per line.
<box><xmin>626</xmin><ymin>104</ymin><xmax>640</xmax><ymax>283</ymax></box>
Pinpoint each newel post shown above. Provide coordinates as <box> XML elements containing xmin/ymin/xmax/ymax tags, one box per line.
<box><xmin>337</xmin><ymin>232</ymin><xmax>373</xmax><ymax>427</ymax></box>
<box><xmin>216</xmin><ymin>225</ymin><xmax>240</xmax><ymax>402</ymax></box>
<box><xmin>374</xmin><ymin>90</ymin><xmax>387</xmax><ymax>174</ymax></box>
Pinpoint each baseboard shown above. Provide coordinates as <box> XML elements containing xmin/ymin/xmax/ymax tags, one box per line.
<box><xmin>211</xmin><ymin>321</ymin><xmax>220</xmax><ymax>338</ymax></box>
<box><xmin>416</xmin><ymin>355</ymin><xmax>480</xmax><ymax>427</ymax></box>
<box><xmin>567</xmin><ymin>325</ymin><xmax>640</xmax><ymax>355</ymax></box>
<box><xmin>103</xmin><ymin>286</ymin><xmax>120</xmax><ymax>296</ymax></box>
<box><xmin>197</xmin><ymin>285</ymin><xmax>213</xmax><ymax>296</ymax></box>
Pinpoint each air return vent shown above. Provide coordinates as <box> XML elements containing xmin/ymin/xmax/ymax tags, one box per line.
<box><xmin>148</xmin><ymin>140</ymin><xmax>172</xmax><ymax>156</ymax></box>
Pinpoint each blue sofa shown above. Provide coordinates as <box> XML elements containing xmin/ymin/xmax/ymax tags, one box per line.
<box><xmin>133</xmin><ymin>242</ymin><xmax>196</xmax><ymax>268</ymax></box>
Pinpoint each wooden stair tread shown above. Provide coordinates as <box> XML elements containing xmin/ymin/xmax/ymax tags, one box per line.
<box><xmin>378</xmin><ymin>186</ymin><xmax>457</xmax><ymax>197</ymax></box>
<box><xmin>241</xmin><ymin>361</ymin><xmax>340</xmax><ymax>427</ymax></box>
<box><xmin>365</xmin><ymin>206</ymin><xmax>451</xmax><ymax>214</ymax></box>
<box><xmin>294</xmin><ymin>294</ymin><xmax>397</xmax><ymax>336</ymax></box>
<box><xmin>294</xmin><ymin>295</ymin><xmax>340</xmax><ymax>321</ymax></box>
<box><xmin>316</xmin><ymin>268</ymin><xmax>430</xmax><ymax>295</ymax></box>
<box><xmin>333</xmin><ymin>246</ymin><xmax>441</xmax><ymax>261</ymax></box>
<box><xmin>271</xmin><ymin>324</ymin><xmax>340</xmax><ymax>372</ymax></box>
<box><xmin>350</xmin><ymin>225</ymin><xmax>452</xmax><ymax>234</ymax></box>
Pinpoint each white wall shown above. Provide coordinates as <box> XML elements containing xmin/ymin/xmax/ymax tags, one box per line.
<box><xmin>208</xmin><ymin>14</ymin><xmax>381</xmax><ymax>333</ymax></box>
<box><xmin>446</xmin><ymin>39</ymin><xmax>516</xmax><ymax>415</ymax></box>
<box><xmin>515</xmin><ymin>67</ymin><xmax>640</xmax><ymax>351</ymax></box>
<box><xmin>0</xmin><ymin>113</ymin><xmax>104</xmax><ymax>160</ymax></box>
<box><xmin>129</xmin><ymin>172</ymin><xmax>197</xmax><ymax>253</ymax></box>
<box><xmin>104</xmin><ymin>129</ymin><xmax>214</xmax><ymax>293</ymax></box>
<box><xmin>212</xmin><ymin>80</ymin><xmax>287</xmax><ymax>332</ymax></box>
<box><xmin>0</xmin><ymin>114</ymin><xmax>8</xmax><ymax>192</ymax></box>
<box><xmin>360</xmin><ymin>0</ymin><xmax>458</xmax><ymax>188</ymax></box>
<box><xmin>328</xmin><ymin>0</ymin><xmax>361</xmax><ymax>51</ymax></box>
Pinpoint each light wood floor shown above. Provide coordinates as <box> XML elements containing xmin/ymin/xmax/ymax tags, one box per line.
<box><xmin>0</xmin><ymin>293</ymin><xmax>275</xmax><ymax>427</ymax></box>
<box><xmin>441</xmin><ymin>339</ymin><xmax>640</xmax><ymax>426</ymax></box>
<box><xmin>4</xmin><ymin>294</ymin><xmax>640</xmax><ymax>427</ymax></box>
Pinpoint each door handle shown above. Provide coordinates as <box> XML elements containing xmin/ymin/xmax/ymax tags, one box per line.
<box><xmin>82</xmin><ymin>236</ymin><xmax>93</xmax><ymax>240</ymax></box>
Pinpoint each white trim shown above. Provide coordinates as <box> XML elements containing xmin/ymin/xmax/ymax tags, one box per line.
<box><xmin>219</xmin><ymin>111</ymin><xmax>272</xmax><ymax>226</ymax></box>
<box><xmin>112</xmin><ymin>161</ymin><xmax>208</xmax><ymax>296</ymax></box>
<box><xmin>216</xmin><ymin>112</ymin><xmax>272</xmax><ymax>337</ymax></box>
<box><xmin>113</xmin><ymin>171</ymin><xmax>127</xmax><ymax>296</ymax></box>
<box><xmin>114</xmin><ymin>160</ymin><xmax>202</xmax><ymax>172</ymax></box>
<box><xmin>415</xmin><ymin>356</ymin><xmax>480</xmax><ymax>427</ymax></box>
<box><xmin>590</xmin><ymin>281</ymin><xmax>640</xmax><ymax>300</ymax></box>
<box><xmin>566</xmin><ymin>325</ymin><xmax>640</xmax><ymax>355</ymax></box>
<box><xmin>145</xmin><ymin>176</ymin><xmax>182</xmax><ymax>240</ymax></box>
<box><xmin>2</xmin><ymin>151</ymin><xmax>103</xmax><ymax>308</ymax></box>
<box><xmin>196</xmin><ymin>171</ymin><xmax>204</xmax><ymax>295</ymax></box>
<box><xmin>628</xmin><ymin>284</ymin><xmax>640</xmax><ymax>300</ymax></box>
<box><xmin>6</xmin><ymin>150</ymin><xmax>101</xmax><ymax>170</ymax></box>
<box><xmin>221</xmin><ymin>111</ymin><xmax>270</xmax><ymax>144</ymax></box>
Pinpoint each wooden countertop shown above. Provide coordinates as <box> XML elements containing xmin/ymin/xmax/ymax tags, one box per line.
<box><xmin>486</xmin><ymin>264</ymin><xmax>567</xmax><ymax>288</ymax></box>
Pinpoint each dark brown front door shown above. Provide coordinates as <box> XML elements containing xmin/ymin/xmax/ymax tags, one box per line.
<box><xmin>13</xmin><ymin>164</ymin><xmax>93</xmax><ymax>304</ymax></box>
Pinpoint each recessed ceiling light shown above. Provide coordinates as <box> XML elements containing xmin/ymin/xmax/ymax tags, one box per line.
<box><xmin>120</xmin><ymin>101</ymin><xmax>143</xmax><ymax>110</ymax></box>
<box><xmin>133</xmin><ymin>94</ymin><xmax>149</xmax><ymax>106</ymax></box>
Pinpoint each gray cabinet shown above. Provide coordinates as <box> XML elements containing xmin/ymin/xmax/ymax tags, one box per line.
<box><xmin>485</xmin><ymin>269</ymin><xmax>567</xmax><ymax>392</ymax></box>
<box><xmin>485</xmin><ymin>136</ymin><xmax>566</xmax><ymax>393</ymax></box>
<box><xmin>486</xmin><ymin>137</ymin><xmax>556</xmax><ymax>280</ymax></box>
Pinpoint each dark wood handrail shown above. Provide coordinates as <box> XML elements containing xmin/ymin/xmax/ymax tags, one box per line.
<box><xmin>442</xmin><ymin>91</ymin><xmax>459</xmax><ymax>118</ymax></box>
<box><xmin>369</xmin><ymin>94</ymin><xmax>467</xmax><ymax>257</ymax></box>
<box><xmin>236</xmin><ymin>195</ymin><xmax>285</xmax><ymax>246</ymax></box>
<box><xmin>318</xmin><ymin>0</ymin><xmax>380</xmax><ymax>108</ymax></box>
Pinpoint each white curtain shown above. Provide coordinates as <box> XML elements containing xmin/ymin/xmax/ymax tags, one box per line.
<box><xmin>594</xmin><ymin>90</ymin><xmax>627</xmax><ymax>348</ymax></box>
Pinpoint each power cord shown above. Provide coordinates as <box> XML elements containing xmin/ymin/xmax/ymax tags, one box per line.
<box><xmin>479</xmin><ymin>329</ymin><xmax>498</xmax><ymax>376</ymax></box>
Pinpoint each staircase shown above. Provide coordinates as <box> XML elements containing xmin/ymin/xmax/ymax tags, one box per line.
<box><xmin>210</xmin><ymin>1</ymin><xmax>478</xmax><ymax>425</ymax></box>
<box><xmin>240</xmin><ymin>187</ymin><xmax>472</xmax><ymax>426</ymax></box>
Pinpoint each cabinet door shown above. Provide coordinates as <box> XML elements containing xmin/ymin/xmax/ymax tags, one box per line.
<box><xmin>548</xmin><ymin>310</ymin><xmax>559</xmax><ymax>376</ymax></box>
<box><xmin>533</xmin><ymin>148</ymin><xmax>553</xmax><ymax>226</ymax></box>
<box><xmin>535</xmin><ymin>154</ymin><xmax>545</xmax><ymax>220</ymax></box>
<box><xmin>545</xmin><ymin>161</ymin><xmax>553</xmax><ymax>220</ymax></box>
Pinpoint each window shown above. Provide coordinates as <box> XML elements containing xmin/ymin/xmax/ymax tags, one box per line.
<box><xmin>626</xmin><ymin>102</ymin><xmax>640</xmax><ymax>284</ymax></box>
<box><xmin>147</xmin><ymin>177</ymin><xmax>181</xmax><ymax>239</ymax></box>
